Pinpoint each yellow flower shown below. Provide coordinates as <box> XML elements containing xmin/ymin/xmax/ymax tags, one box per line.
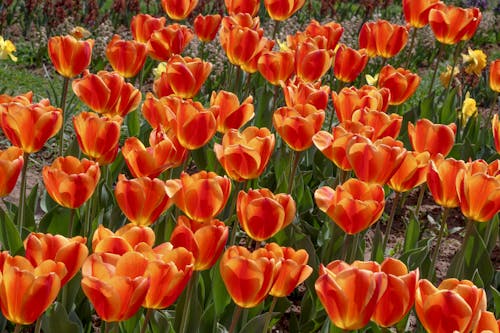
<box><xmin>70</xmin><ymin>26</ymin><xmax>91</xmax><ymax>39</ymax></box>
<box><xmin>153</xmin><ymin>62</ymin><xmax>167</xmax><ymax>80</ymax></box>
<box><xmin>461</xmin><ymin>48</ymin><xmax>487</xmax><ymax>76</ymax></box>
<box><xmin>278</xmin><ymin>39</ymin><xmax>290</xmax><ymax>52</ymax></box>
<box><xmin>439</xmin><ymin>65</ymin><xmax>459</xmax><ymax>87</ymax></box>
<box><xmin>365</xmin><ymin>73</ymin><xmax>379</xmax><ymax>86</ymax></box>
<box><xmin>461</xmin><ymin>92</ymin><xmax>477</xmax><ymax>124</ymax></box>
<box><xmin>0</xmin><ymin>36</ymin><xmax>17</xmax><ymax>62</ymax></box>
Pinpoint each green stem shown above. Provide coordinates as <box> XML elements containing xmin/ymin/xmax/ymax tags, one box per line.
<box><xmin>263</xmin><ymin>296</ymin><xmax>278</xmax><ymax>333</ymax></box>
<box><xmin>179</xmin><ymin>271</ymin><xmax>198</xmax><ymax>333</ymax></box>
<box><xmin>287</xmin><ymin>151</ymin><xmax>301</xmax><ymax>194</ymax></box>
<box><xmin>428</xmin><ymin>43</ymin><xmax>444</xmax><ymax>96</ymax></box>
<box><xmin>413</xmin><ymin>184</ymin><xmax>426</xmax><ymax>221</ymax></box>
<box><xmin>13</xmin><ymin>324</ymin><xmax>22</xmax><ymax>333</ymax></box>
<box><xmin>17</xmin><ymin>152</ymin><xmax>29</xmax><ymax>236</ymax></box>
<box><xmin>271</xmin><ymin>20</ymin><xmax>280</xmax><ymax>41</ymax></box>
<box><xmin>457</xmin><ymin>218</ymin><xmax>475</xmax><ymax>279</ymax></box>
<box><xmin>140</xmin><ymin>308</ymin><xmax>153</xmax><ymax>333</ymax></box>
<box><xmin>58</xmin><ymin>76</ymin><xmax>70</xmax><ymax>157</ymax></box>
<box><xmin>228</xmin><ymin>306</ymin><xmax>243</xmax><ymax>333</ymax></box>
<box><xmin>228</xmin><ymin>181</ymin><xmax>246</xmax><ymax>245</ymax></box>
<box><xmin>84</xmin><ymin>193</ymin><xmax>94</xmax><ymax>241</ymax></box>
<box><xmin>444</xmin><ymin>42</ymin><xmax>462</xmax><ymax>98</ymax></box>
<box><xmin>381</xmin><ymin>191</ymin><xmax>401</xmax><ymax>251</ymax></box>
<box><xmin>68</xmin><ymin>208</ymin><xmax>75</xmax><ymax>237</ymax></box>
<box><xmin>348</xmin><ymin>233</ymin><xmax>360</xmax><ymax>263</ymax></box>
<box><xmin>428</xmin><ymin>207</ymin><xmax>450</xmax><ymax>281</ymax></box>
<box><xmin>234</xmin><ymin>65</ymin><xmax>243</xmax><ymax>96</ymax></box>
<box><xmin>404</xmin><ymin>27</ymin><xmax>418</xmax><ymax>68</ymax></box>
<box><xmin>34</xmin><ymin>315</ymin><xmax>42</xmax><ymax>333</ymax></box>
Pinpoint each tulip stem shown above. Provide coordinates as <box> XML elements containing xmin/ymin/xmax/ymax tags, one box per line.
<box><xmin>229</xmin><ymin>181</ymin><xmax>246</xmax><ymax>245</ymax></box>
<box><xmin>413</xmin><ymin>184</ymin><xmax>426</xmax><ymax>221</ymax></box>
<box><xmin>287</xmin><ymin>151</ymin><xmax>301</xmax><ymax>194</ymax></box>
<box><xmin>140</xmin><ymin>308</ymin><xmax>153</xmax><ymax>333</ymax></box>
<box><xmin>381</xmin><ymin>191</ymin><xmax>401</xmax><ymax>252</ymax></box>
<box><xmin>444</xmin><ymin>42</ymin><xmax>463</xmax><ymax>98</ymax></box>
<box><xmin>228</xmin><ymin>306</ymin><xmax>243</xmax><ymax>333</ymax></box>
<box><xmin>271</xmin><ymin>20</ymin><xmax>280</xmax><ymax>41</ymax></box>
<box><xmin>58</xmin><ymin>76</ymin><xmax>70</xmax><ymax>157</ymax></box>
<box><xmin>34</xmin><ymin>316</ymin><xmax>42</xmax><ymax>333</ymax></box>
<box><xmin>428</xmin><ymin>43</ymin><xmax>444</xmax><ymax>97</ymax></box>
<box><xmin>13</xmin><ymin>324</ymin><xmax>22</xmax><ymax>333</ymax></box>
<box><xmin>17</xmin><ymin>152</ymin><xmax>29</xmax><ymax>236</ymax></box>
<box><xmin>404</xmin><ymin>27</ymin><xmax>418</xmax><ymax>68</ymax></box>
<box><xmin>68</xmin><ymin>208</ymin><xmax>75</xmax><ymax>237</ymax></box>
<box><xmin>179</xmin><ymin>271</ymin><xmax>198</xmax><ymax>333</ymax></box>
<box><xmin>428</xmin><ymin>207</ymin><xmax>450</xmax><ymax>281</ymax></box>
<box><xmin>263</xmin><ymin>296</ymin><xmax>278</xmax><ymax>333</ymax></box>
<box><xmin>348</xmin><ymin>233</ymin><xmax>360</xmax><ymax>263</ymax></box>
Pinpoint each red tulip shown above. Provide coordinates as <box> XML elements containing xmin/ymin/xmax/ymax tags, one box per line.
<box><xmin>194</xmin><ymin>14</ymin><xmax>222</xmax><ymax>42</ymax></box>
<box><xmin>92</xmin><ymin>224</ymin><xmax>156</xmax><ymax>255</ymax></box>
<box><xmin>427</xmin><ymin>157</ymin><xmax>466</xmax><ymax>208</ymax></box>
<box><xmin>160</xmin><ymin>0</ymin><xmax>198</xmax><ymax>20</ymax></box>
<box><xmin>48</xmin><ymin>35</ymin><xmax>93</xmax><ymax>78</ymax></box>
<box><xmin>490</xmin><ymin>60</ymin><xmax>500</xmax><ymax>93</ymax></box>
<box><xmin>257</xmin><ymin>50</ymin><xmax>295</xmax><ymax>85</ymax></box>
<box><xmin>403</xmin><ymin>0</ymin><xmax>441</xmax><ymax>28</ymax></box>
<box><xmin>224</xmin><ymin>0</ymin><xmax>260</xmax><ymax>16</ymax></box>
<box><xmin>333</xmin><ymin>44</ymin><xmax>369</xmax><ymax>83</ymax></box>
<box><xmin>408</xmin><ymin>119</ymin><xmax>457</xmax><ymax>158</ymax></box>
<box><xmin>429</xmin><ymin>3</ymin><xmax>482</xmax><ymax>44</ymax></box>
<box><xmin>130</xmin><ymin>14</ymin><xmax>166</xmax><ymax>43</ymax></box>
<box><xmin>493</xmin><ymin>114</ymin><xmax>500</xmax><ymax>154</ymax></box>
<box><xmin>388</xmin><ymin>151</ymin><xmax>431</xmax><ymax>193</ymax></box>
<box><xmin>359</xmin><ymin>20</ymin><xmax>408</xmax><ymax>58</ymax></box>
<box><xmin>295</xmin><ymin>37</ymin><xmax>333</xmax><ymax>82</ymax></box>
<box><xmin>147</xmin><ymin>24</ymin><xmax>194</xmax><ymax>61</ymax></box>
<box><xmin>263</xmin><ymin>0</ymin><xmax>306</xmax><ymax>21</ymax></box>
<box><xmin>351</xmin><ymin>108</ymin><xmax>402</xmax><ymax>140</ymax></box>
<box><xmin>106</xmin><ymin>35</ymin><xmax>147</xmax><ymax>78</ymax></box>
<box><xmin>210</xmin><ymin>90</ymin><xmax>254</xmax><ymax>133</ymax></box>
<box><xmin>282</xmin><ymin>76</ymin><xmax>330</xmax><ymax>110</ymax></box>
<box><xmin>377</xmin><ymin>65</ymin><xmax>421</xmax><ymax>105</ymax></box>
<box><xmin>304</xmin><ymin>20</ymin><xmax>344</xmax><ymax>51</ymax></box>
<box><xmin>332</xmin><ymin>85</ymin><xmax>390</xmax><ymax>123</ymax></box>
<box><xmin>0</xmin><ymin>146</ymin><xmax>23</xmax><ymax>197</ymax></box>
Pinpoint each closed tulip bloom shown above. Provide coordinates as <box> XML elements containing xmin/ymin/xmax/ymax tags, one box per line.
<box><xmin>359</xmin><ymin>20</ymin><xmax>408</xmax><ymax>58</ymax></box>
<box><xmin>0</xmin><ymin>100</ymin><xmax>62</xmax><ymax>153</ymax></box>
<box><xmin>210</xmin><ymin>90</ymin><xmax>254</xmax><ymax>133</ymax></box>
<box><xmin>0</xmin><ymin>91</ymin><xmax>32</xmax><ymax>104</ymax></box>
<box><xmin>161</xmin><ymin>0</ymin><xmax>198</xmax><ymax>20</ymax></box>
<box><xmin>266</xmin><ymin>243</ymin><xmax>312</xmax><ymax>297</ymax></box>
<box><xmin>377</xmin><ymin>65</ymin><xmax>421</xmax><ymax>105</ymax></box>
<box><xmin>166</xmin><ymin>171</ymin><xmax>232</xmax><ymax>223</ymax></box>
<box><xmin>332</xmin><ymin>85</ymin><xmax>390</xmax><ymax>123</ymax></box>
<box><xmin>225</xmin><ymin>0</ymin><xmax>260</xmax><ymax>16</ymax></box>
<box><xmin>92</xmin><ymin>224</ymin><xmax>156</xmax><ymax>255</ymax></box>
<box><xmin>73</xmin><ymin>111</ymin><xmax>122</xmax><ymax>165</ymax></box>
<box><xmin>403</xmin><ymin>0</ymin><xmax>441</xmax><ymax>28</ymax></box>
<box><xmin>493</xmin><ymin>114</ymin><xmax>500</xmax><ymax>154</ymax></box>
<box><xmin>220</xmin><ymin>246</ymin><xmax>280</xmax><ymax>308</ymax></box>
<box><xmin>115</xmin><ymin>175</ymin><xmax>175</xmax><ymax>226</ymax></box>
<box><xmin>427</xmin><ymin>157</ymin><xmax>466</xmax><ymax>208</ymax></box>
<box><xmin>273</xmin><ymin>104</ymin><xmax>325</xmax><ymax>151</ymax></box>
<box><xmin>24</xmin><ymin>232</ymin><xmax>88</xmax><ymax>286</ymax></box>
<box><xmin>305</xmin><ymin>20</ymin><xmax>344</xmax><ymax>51</ymax></box>
<box><xmin>429</xmin><ymin>3</ymin><xmax>482</xmax><ymax>44</ymax></box>
<box><xmin>351</xmin><ymin>108</ymin><xmax>402</xmax><ymax>140</ymax></box>
<box><xmin>194</xmin><ymin>14</ymin><xmax>222</xmax><ymax>42</ymax></box>
<box><xmin>315</xmin><ymin>260</ymin><xmax>388</xmax><ymax>330</ymax></box>
<box><xmin>415</xmin><ymin>278</ymin><xmax>486</xmax><ymax>333</ymax></box>
<box><xmin>214</xmin><ymin>127</ymin><xmax>275</xmax><ymax>181</ymax></box>
<box><xmin>258</xmin><ymin>50</ymin><xmax>295</xmax><ymax>85</ymax></box>
<box><xmin>282</xmin><ymin>76</ymin><xmax>330</xmax><ymax>110</ymax></box>
<box><xmin>141</xmin><ymin>93</ymin><xmax>177</xmax><ymax>129</ymax></box>
<box><xmin>131</xmin><ymin>14</ymin><xmax>166</xmax><ymax>43</ymax></box>
<box><xmin>219</xmin><ymin>13</ymin><xmax>262</xmax><ymax>49</ymax></box>
<box><xmin>333</xmin><ymin>44</ymin><xmax>369</xmax><ymax>83</ymax></box>
<box><xmin>473</xmin><ymin>311</ymin><xmax>500</xmax><ymax>333</ymax></box>
<box><xmin>105</xmin><ymin>35</ymin><xmax>147</xmax><ymax>78</ymax></box>
<box><xmin>149</xmin><ymin>127</ymin><xmax>188</xmax><ymax>169</ymax></box>
<box><xmin>72</xmin><ymin>70</ymin><xmax>141</xmax><ymax>117</ymax></box>
<box><xmin>315</xmin><ymin>178</ymin><xmax>385</xmax><ymax>234</ymax></box>
<box><xmin>170</xmin><ymin>216</ymin><xmax>228</xmax><ymax>271</ymax></box>
<box><xmin>372</xmin><ymin>258</ymin><xmax>419</xmax><ymax>327</ymax></box>
<box><xmin>147</xmin><ymin>24</ymin><xmax>194</xmax><ymax>61</ymax></box>
<box><xmin>490</xmin><ymin>60</ymin><xmax>500</xmax><ymax>93</ymax></box>
<box><xmin>388</xmin><ymin>151</ymin><xmax>431</xmax><ymax>193</ymax></box>
<box><xmin>264</xmin><ymin>0</ymin><xmax>305</xmax><ymax>21</ymax></box>
<box><xmin>237</xmin><ymin>188</ymin><xmax>296</xmax><ymax>241</ymax></box>
<box><xmin>48</xmin><ymin>35</ymin><xmax>93</xmax><ymax>78</ymax></box>
<box><xmin>408</xmin><ymin>119</ymin><xmax>457</xmax><ymax>158</ymax></box>
<box><xmin>42</xmin><ymin>156</ymin><xmax>100</xmax><ymax>209</ymax></box>
<box><xmin>295</xmin><ymin>38</ymin><xmax>333</xmax><ymax>82</ymax></box>
<box><xmin>81</xmin><ymin>251</ymin><xmax>150</xmax><ymax>322</ymax></box>
<box><xmin>0</xmin><ymin>254</ymin><xmax>65</xmax><ymax>325</ymax></box>
<box><xmin>0</xmin><ymin>146</ymin><xmax>23</xmax><ymax>197</ymax></box>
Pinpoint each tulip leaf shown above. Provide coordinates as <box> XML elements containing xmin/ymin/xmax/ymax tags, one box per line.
<box><xmin>371</xmin><ymin>225</ymin><xmax>384</xmax><ymax>263</ymax></box>
<box><xmin>419</xmin><ymin>94</ymin><xmax>434</xmax><ymax>120</ymax></box>
<box><xmin>403</xmin><ymin>215</ymin><xmax>420</xmax><ymax>252</ymax></box>
<box><xmin>211</xmin><ymin>263</ymin><xmax>231</xmax><ymax>316</ymax></box>
<box><xmin>18</xmin><ymin>183</ymin><xmax>39</xmax><ymax>236</ymax></box>
<box><xmin>439</xmin><ymin>87</ymin><xmax>457</xmax><ymax>124</ymax></box>
<box><xmin>120</xmin><ymin>309</ymin><xmax>142</xmax><ymax>333</ymax></box>
<box><xmin>41</xmin><ymin>302</ymin><xmax>83</xmax><ymax>333</ymax></box>
<box><xmin>149</xmin><ymin>310</ymin><xmax>175</xmax><ymax>333</ymax></box>
<box><xmin>38</xmin><ymin>206</ymin><xmax>72</xmax><ymax>235</ymax></box>
<box><xmin>490</xmin><ymin>286</ymin><xmax>500</xmax><ymax>317</ymax></box>
<box><xmin>127</xmin><ymin>110</ymin><xmax>141</xmax><ymax>137</ymax></box>
<box><xmin>239</xmin><ymin>313</ymin><xmax>280</xmax><ymax>333</ymax></box>
<box><xmin>0</xmin><ymin>206</ymin><xmax>23</xmax><ymax>254</ymax></box>
<box><xmin>40</xmin><ymin>188</ymin><xmax>58</xmax><ymax>214</ymax></box>
<box><xmin>0</xmin><ymin>312</ymin><xmax>6</xmax><ymax>333</ymax></box>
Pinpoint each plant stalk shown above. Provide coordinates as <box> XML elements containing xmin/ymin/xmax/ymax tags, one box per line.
<box><xmin>428</xmin><ymin>43</ymin><xmax>444</xmax><ymax>96</ymax></box>
<box><xmin>428</xmin><ymin>207</ymin><xmax>450</xmax><ymax>281</ymax></box>
<box><xmin>444</xmin><ymin>42</ymin><xmax>463</xmax><ymax>98</ymax></box>
<box><xmin>229</xmin><ymin>181</ymin><xmax>246</xmax><ymax>245</ymax></box>
<box><xmin>179</xmin><ymin>271</ymin><xmax>198</xmax><ymax>333</ymax></box>
<box><xmin>287</xmin><ymin>151</ymin><xmax>301</xmax><ymax>194</ymax></box>
<box><xmin>17</xmin><ymin>152</ymin><xmax>29</xmax><ymax>236</ymax></box>
<box><xmin>263</xmin><ymin>296</ymin><xmax>278</xmax><ymax>333</ymax></box>
<box><xmin>140</xmin><ymin>308</ymin><xmax>153</xmax><ymax>333</ymax></box>
<box><xmin>404</xmin><ymin>27</ymin><xmax>418</xmax><ymax>68</ymax></box>
<box><xmin>58</xmin><ymin>76</ymin><xmax>70</xmax><ymax>156</ymax></box>
<box><xmin>228</xmin><ymin>306</ymin><xmax>243</xmax><ymax>333</ymax></box>
<box><xmin>34</xmin><ymin>316</ymin><xmax>42</xmax><ymax>333</ymax></box>
<box><xmin>381</xmin><ymin>191</ymin><xmax>401</xmax><ymax>251</ymax></box>
<box><xmin>14</xmin><ymin>324</ymin><xmax>22</xmax><ymax>333</ymax></box>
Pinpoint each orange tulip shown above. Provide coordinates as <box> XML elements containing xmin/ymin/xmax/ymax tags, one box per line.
<box><xmin>282</xmin><ymin>76</ymin><xmax>330</xmax><ymax>110</ymax></box>
<box><xmin>273</xmin><ymin>104</ymin><xmax>325</xmax><ymax>151</ymax></box>
<box><xmin>48</xmin><ymin>35</ymin><xmax>93</xmax><ymax>78</ymax></box>
<box><xmin>81</xmin><ymin>251</ymin><xmax>150</xmax><ymax>322</ymax></box>
<box><xmin>210</xmin><ymin>90</ymin><xmax>254</xmax><ymax>133</ymax></box>
<box><xmin>115</xmin><ymin>174</ymin><xmax>175</xmax><ymax>226</ymax></box>
<box><xmin>265</xmin><ymin>243</ymin><xmax>312</xmax><ymax>297</ymax></box>
<box><xmin>427</xmin><ymin>157</ymin><xmax>466</xmax><ymax>208</ymax></box>
<box><xmin>388</xmin><ymin>151</ymin><xmax>431</xmax><ymax>193</ymax></box>
<box><xmin>0</xmin><ymin>146</ymin><xmax>23</xmax><ymax>197</ymax></box>
<box><xmin>92</xmin><ymin>224</ymin><xmax>156</xmax><ymax>255</ymax></box>
<box><xmin>146</xmin><ymin>24</ymin><xmax>194</xmax><ymax>61</ymax></box>
<box><xmin>0</xmin><ymin>100</ymin><xmax>62</xmax><ymax>153</ymax></box>
<box><xmin>493</xmin><ymin>114</ymin><xmax>500</xmax><ymax>154</ymax></box>
<box><xmin>305</xmin><ymin>20</ymin><xmax>344</xmax><ymax>51</ymax></box>
<box><xmin>194</xmin><ymin>14</ymin><xmax>222</xmax><ymax>42</ymax></box>
<box><xmin>130</xmin><ymin>13</ymin><xmax>166</xmax><ymax>44</ymax></box>
<box><xmin>347</xmin><ymin>136</ymin><xmax>407</xmax><ymax>185</ymax></box>
<box><xmin>170</xmin><ymin>216</ymin><xmax>228</xmax><ymax>271</ymax></box>
<box><xmin>408</xmin><ymin>119</ymin><xmax>457</xmax><ymax>158</ymax></box>
<box><xmin>473</xmin><ymin>311</ymin><xmax>500</xmax><ymax>333</ymax></box>
<box><xmin>73</xmin><ymin>111</ymin><xmax>122</xmax><ymax>165</ymax></box>
<box><xmin>415</xmin><ymin>278</ymin><xmax>486</xmax><ymax>333</ymax></box>
<box><xmin>315</xmin><ymin>178</ymin><xmax>385</xmax><ymax>234</ymax></box>
<box><xmin>403</xmin><ymin>0</ymin><xmax>440</xmax><ymax>28</ymax></box>
<box><xmin>166</xmin><ymin>171</ymin><xmax>231</xmax><ymax>223</ymax></box>
<box><xmin>372</xmin><ymin>258</ymin><xmax>419</xmax><ymax>327</ymax></box>
<box><xmin>315</xmin><ymin>260</ymin><xmax>388</xmax><ymax>330</ymax></box>
<box><xmin>148</xmin><ymin>127</ymin><xmax>188</xmax><ymax>169</ymax></box>
<box><xmin>333</xmin><ymin>44</ymin><xmax>369</xmax><ymax>83</ymax></box>
<box><xmin>105</xmin><ymin>35</ymin><xmax>147</xmax><ymax>78</ymax></box>
<box><xmin>429</xmin><ymin>3</ymin><xmax>482</xmax><ymax>44</ymax></box>
<box><xmin>377</xmin><ymin>65</ymin><xmax>421</xmax><ymax>105</ymax></box>
<box><xmin>0</xmin><ymin>91</ymin><xmax>32</xmax><ymax>105</ymax></box>
<box><xmin>295</xmin><ymin>37</ymin><xmax>333</xmax><ymax>82</ymax></box>
<box><xmin>332</xmin><ymin>85</ymin><xmax>390</xmax><ymax>123</ymax></box>
<box><xmin>219</xmin><ymin>13</ymin><xmax>261</xmax><ymax>49</ymax></box>
<box><xmin>42</xmin><ymin>156</ymin><xmax>100</xmax><ymax>209</ymax></box>
<box><xmin>72</xmin><ymin>70</ymin><xmax>141</xmax><ymax>117</ymax></box>
<box><xmin>141</xmin><ymin>93</ymin><xmax>177</xmax><ymax>129</ymax></box>
<box><xmin>490</xmin><ymin>60</ymin><xmax>500</xmax><ymax>92</ymax></box>
<box><xmin>220</xmin><ymin>246</ymin><xmax>280</xmax><ymax>308</ymax></box>
<box><xmin>351</xmin><ymin>108</ymin><xmax>402</xmax><ymax>140</ymax></box>
<box><xmin>24</xmin><ymin>232</ymin><xmax>88</xmax><ymax>286</ymax></box>
<box><xmin>224</xmin><ymin>0</ymin><xmax>260</xmax><ymax>16</ymax></box>
<box><xmin>237</xmin><ymin>188</ymin><xmax>296</xmax><ymax>241</ymax></box>
<box><xmin>0</xmin><ymin>253</ymin><xmax>65</xmax><ymax>325</ymax></box>
<box><xmin>214</xmin><ymin>127</ymin><xmax>275</xmax><ymax>182</ymax></box>
<box><xmin>160</xmin><ymin>0</ymin><xmax>198</xmax><ymax>20</ymax></box>
<box><xmin>258</xmin><ymin>50</ymin><xmax>295</xmax><ymax>86</ymax></box>
<box><xmin>359</xmin><ymin>20</ymin><xmax>408</xmax><ymax>58</ymax></box>
<box><xmin>264</xmin><ymin>0</ymin><xmax>306</xmax><ymax>21</ymax></box>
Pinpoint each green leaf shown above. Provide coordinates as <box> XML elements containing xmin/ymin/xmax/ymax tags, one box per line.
<box><xmin>0</xmin><ymin>206</ymin><xmax>23</xmax><ymax>254</ymax></box>
<box><xmin>490</xmin><ymin>286</ymin><xmax>500</xmax><ymax>317</ymax></box>
<box><xmin>404</xmin><ymin>216</ymin><xmax>420</xmax><ymax>252</ymax></box>
<box><xmin>211</xmin><ymin>262</ymin><xmax>231</xmax><ymax>316</ymax></box>
<box><xmin>120</xmin><ymin>309</ymin><xmax>142</xmax><ymax>333</ymax></box>
<box><xmin>439</xmin><ymin>87</ymin><xmax>457</xmax><ymax>124</ymax></box>
<box><xmin>127</xmin><ymin>110</ymin><xmax>141</xmax><ymax>137</ymax></box>
<box><xmin>41</xmin><ymin>302</ymin><xmax>83</xmax><ymax>333</ymax></box>
<box><xmin>371</xmin><ymin>226</ymin><xmax>384</xmax><ymax>263</ymax></box>
<box><xmin>38</xmin><ymin>206</ymin><xmax>73</xmax><ymax>235</ymax></box>
<box><xmin>419</xmin><ymin>95</ymin><xmax>434</xmax><ymax>120</ymax></box>
<box><xmin>239</xmin><ymin>313</ymin><xmax>280</xmax><ymax>333</ymax></box>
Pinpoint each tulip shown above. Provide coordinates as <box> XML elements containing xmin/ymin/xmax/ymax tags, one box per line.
<box><xmin>166</xmin><ymin>171</ymin><xmax>231</xmax><ymax>223</ymax></box>
<box><xmin>427</xmin><ymin>157</ymin><xmax>466</xmax><ymax>208</ymax></box>
<box><xmin>73</xmin><ymin>111</ymin><xmax>122</xmax><ymax>165</ymax></box>
<box><xmin>0</xmin><ymin>100</ymin><xmax>62</xmax><ymax>153</ymax></box>
<box><xmin>490</xmin><ymin>60</ymin><xmax>500</xmax><ymax>93</ymax></box>
<box><xmin>219</xmin><ymin>14</ymin><xmax>261</xmax><ymax>49</ymax></box>
<box><xmin>273</xmin><ymin>104</ymin><xmax>325</xmax><ymax>151</ymax></box>
<box><xmin>170</xmin><ymin>216</ymin><xmax>228</xmax><ymax>271</ymax></box>
<box><xmin>210</xmin><ymin>90</ymin><xmax>255</xmax><ymax>133</ymax></box>
<box><xmin>48</xmin><ymin>35</ymin><xmax>93</xmax><ymax>78</ymax></box>
<box><xmin>81</xmin><ymin>251</ymin><xmax>150</xmax><ymax>322</ymax></box>
<box><xmin>0</xmin><ymin>146</ymin><xmax>23</xmax><ymax>197</ymax></box>
<box><xmin>214</xmin><ymin>127</ymin><xmax>275</xmax><ymax>181</ymax></box>
<box><xmin>237</xmin><ymin>188</ymin><xmax>296</xmax><ymax>241</ymax></box>
<box><xmin>282</xmin><ymin>76</ymin><xmax>330</xmax><ymax>110</ymax></box>
<box><xmin>148</xmin><ymin>127</ymin><xmax>188</xmax><ymax>169</ymax></box>
<box><xmin>220</xmin><ymin>246</ymin><xmax>280</xmax><ymax>308</ymax></box>
<box><xmin>359</xmin><ymin>20</ymin><xmax>408</xmax><ymax>58</ymax></box>
<box><xmin>415</xmin><ymin>278</ymin><xmax>486</xmax><ymax>333</ymax></box>
<box><xmin>146</xmin><ymin>24</ymin><xmax>194</xmax><ymax>62</ymax></box>
<box><xmin>72</xmin><ymin>70</ymin><xmax>141</xmax><ymax>117</ymax></box>
<box><xmin>115</xmin><ymin>174</ymin><xmax>175</xmax><ymax>226</ymax></box>
<box><xmin>92</xmin><ymin>224</ymin><xmax>156</xmax><ymax>255</ymax></box>
<box><xmin>224</xmin><ymin>0</ymin><xmax>260</xmax><ymax>16</ymax></box>
<box><xmin>160</xmin><ymin>0</ymin><xmax>198</xmax><ymax>20</ymax></box>
<box><xmin>141</xmin><ymin>93</ymin><xmax>177</xmax><ymax>129</ymax></box>
<box><xmin>332</xmin><ymin>85</ymin><xmax>390</xmax><ymax>123</ymax></box>
<box><xmin>194</xmin><ymin>14</ymin><xmax>222</xmax><ymax>42</ymax></box>
<box><xmin>408</xmin><ymin>119</ymin><xmax>457</xmax><ymax>158</ymax></box>
<box><xmin>304</xmin><ymin>20</ymin><xmax>343</xmax><ymax>51</ymax></box>
<box><xmin>24</xmin><ymin>232</ymin><xmax>88</xmax><ymax>286</ymax></box>
<box><xmin>257</xmin><ymin>50</ymin><xmax>295</xmax><ymax>85</ymax></box>
<box><xmin>105</xmin><ymin>35</ymin><xmax>147</xmax><ymax>78</ymax></box>
<box><xmin>473</xmin><ymin>311</ymin><xmax>500</xmax><ymax>333</ymax></box>
<box><xmin>493</xmin><ymin>114</ymin><xmax>500</xmax><ymax>154</ymax></box>
<box><xmin>351</xmin><ymin>108</ymin><xmax>402</xmax><ymax>140</ymax></box>
<box><xmin>0</xmin><ymin>253</ymin><xmax>65</xmax><ymax>325</ymax></box>
<box><xmin>130</xmin><ymin>13</ymin><xmax>166</xmax><ymax>44</ymax></box>
<box><xmin>377</xmin><ymin>65</ymin><xmax>421</xmax><ymax>105</ymax></box>
<box><xmin>0</xmin><ymin>91</ymin><xmax>32</xmax><ymax>105</ymax></box>
<box><xmin>315</xmin><ymin>178</ymin><xmax>385</xmax><ymax>234</ymax></box>
<box><xmin>42</xmin><ymin>156</ymin><xmax>100</xmax><ymax>209</ymax></box>
<box><xmin>333</xmin><ymin>44</ymin><xmax>369</xmax><ymax>83</ymax></box>
<box><xmin>429</xmin><ymin>3</ymin><xmax>482</xmax><ymax>44</ymax></box>
<box><xmin>264</xmin><ymin>0</ymin><xmax>306</xmax><ymax>21</ymax></box>
<box><xmin>315</xmin><ymin>260</ymin><xmax>388</xmax><ymax>330</ymax></box>
<box><xmin>388</xmin><ymin>151</ymin><xmax>431</xmax><ymax>193</ymax></box>
<box><xmin>295</xmin><ymin>37</ymin><xmax>333</xmax><ymax>82</ymax></box>
<box><xmin>403</xmin><ymin>0</ymin><xmax>441</xmax><ymax>28</ymax></box>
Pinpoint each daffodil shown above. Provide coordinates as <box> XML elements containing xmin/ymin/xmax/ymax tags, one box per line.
<box><xmin>461</xmin><ymin>91</ymin><xmax>477</xmax><ymax>124</ymax></box>
<box><xmin>365</xmin><ymin>73</ymin><xmax>379</xmax><ymax>86</ymax></box>
<box><xmin>439</xmin><ymin>65</ymin><xmax>460</xmax><ymax>87</ymax></box>
<box><xmin>0</xmin><ymin>36</ymin><xmax>17</xmax><ymax>62</ymax></box>
<box><xmin>153</xmin><ymin>62</ymin><xmax>167</xmax><ymax>80</ymax></box>
<box><xmin>462</xmin><ymin>48</ymin><xmax>487</xmax><ymax>76</ymax></box>
<box><xmin>70</xmin><ymin>26</ymin><xmax>91</xmax><ymax>39</ymax></box>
